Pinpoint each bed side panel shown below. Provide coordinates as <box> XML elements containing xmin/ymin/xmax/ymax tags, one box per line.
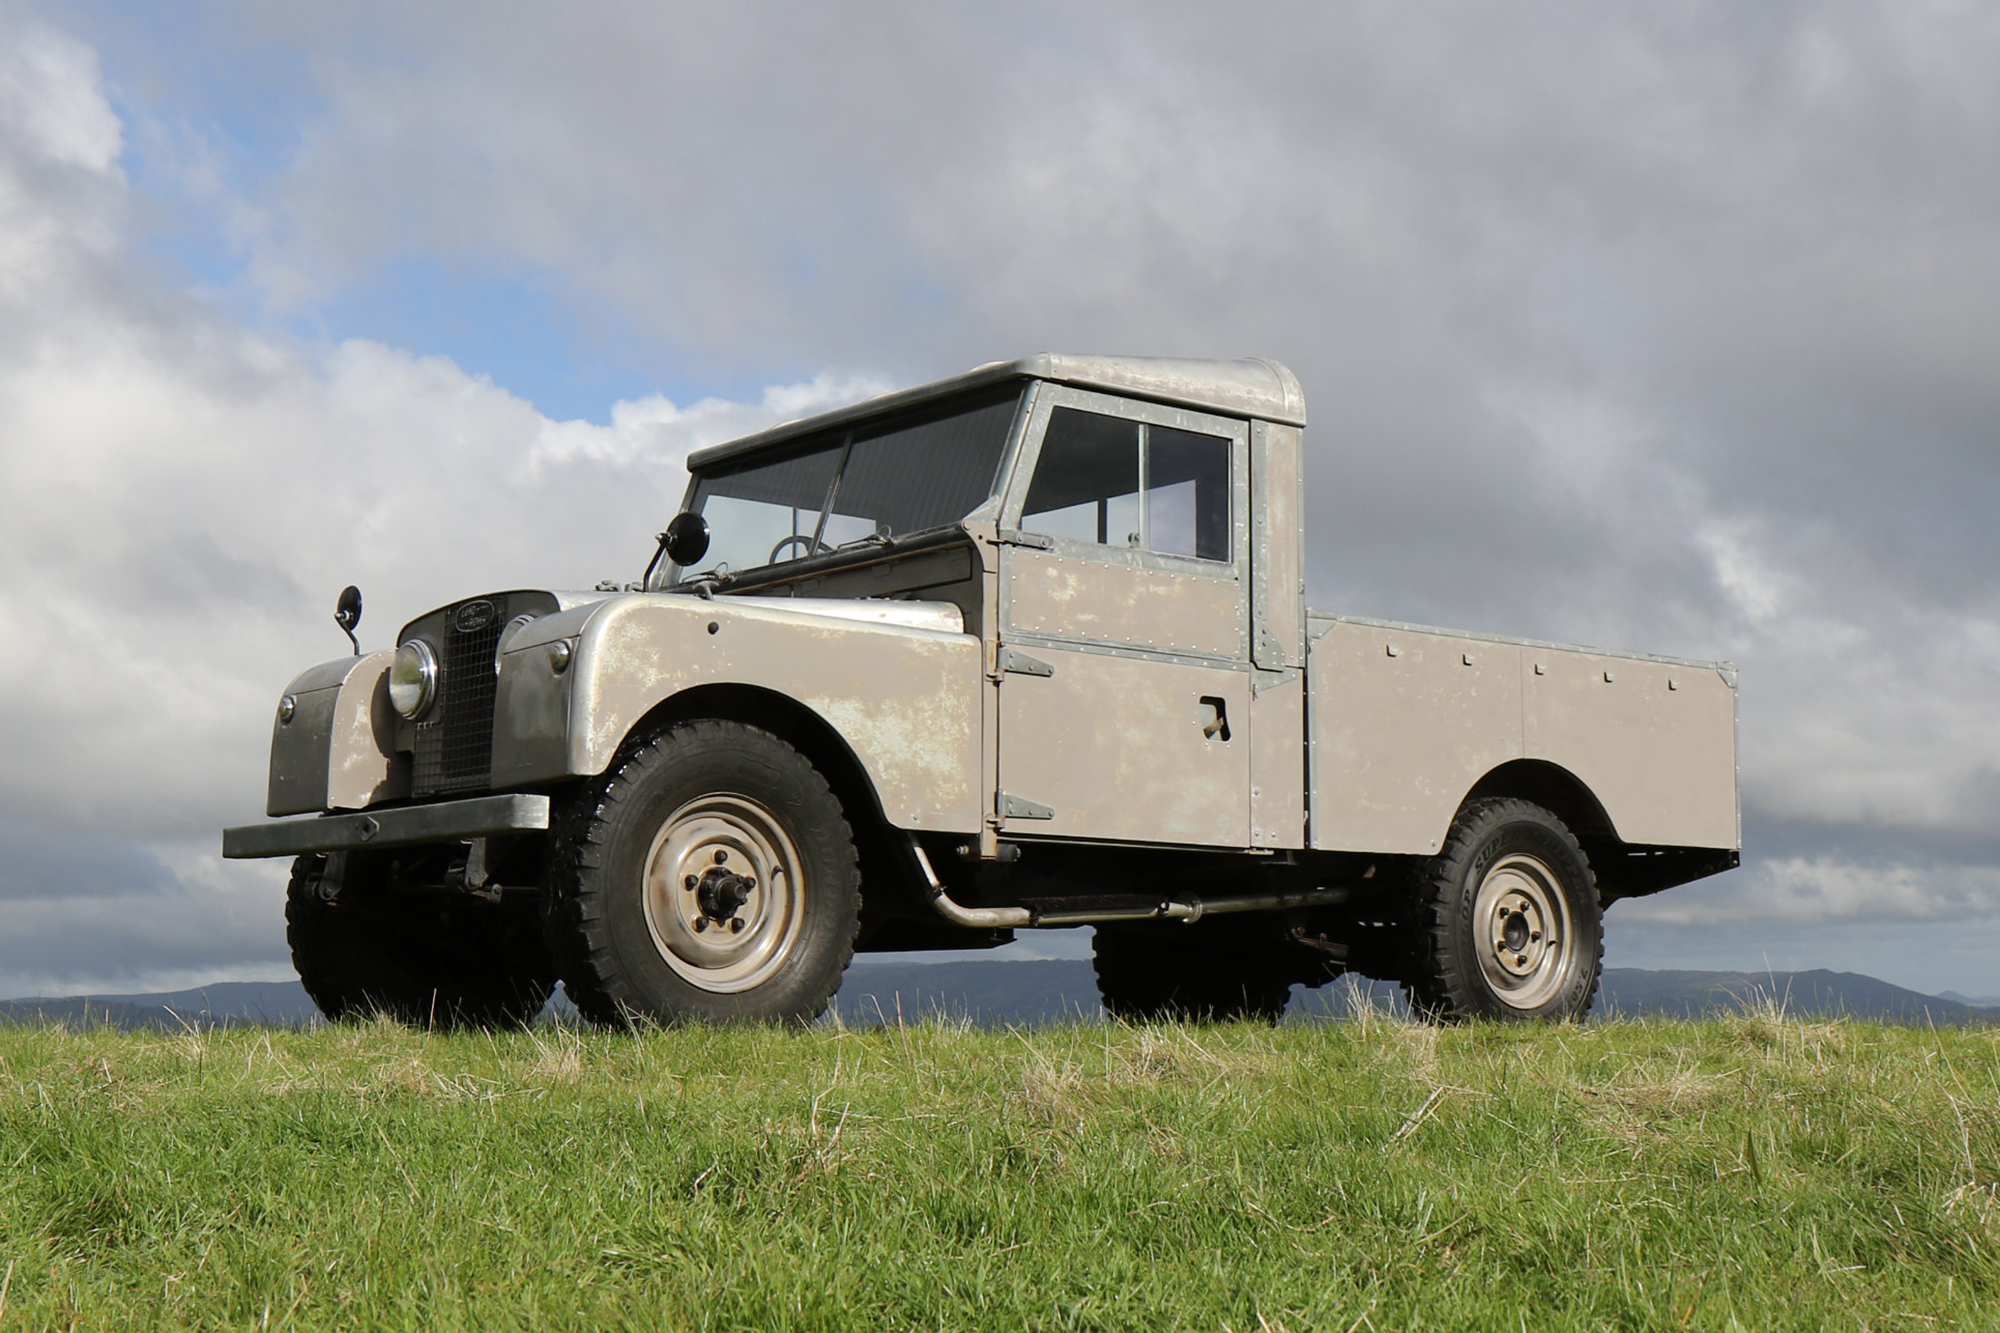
<box><xmin>1308</xmin><ymin>621</ymin><xmax>1522</xmax><ymax>854</ymax></box>
<box><xmin>1522</xmin><ymin>650</ymin><xmax>1738</xmax><ymax>849</ymax></box>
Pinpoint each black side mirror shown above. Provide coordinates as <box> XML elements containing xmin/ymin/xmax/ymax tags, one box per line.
<box><xmin>663</xmin><ymin>511</ymin><xmax>711</xmax><ymax>568</ymax></box>
<box><xmin>335</xmin><ymin>585</ymin><xmax>363</xmax><ymax>655</ymax></box>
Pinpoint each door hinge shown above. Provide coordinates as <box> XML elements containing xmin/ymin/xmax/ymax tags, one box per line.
<box><xmin>990</xmin><ymin>646</ymin><xmax>1055</xmax><ymax>681</ymax></box>
<box><xmin>994</xmin><ymin>790</ymin><xmax>1055</xmax><ymax>822</ymax></box>
<box><xmin>993</xmin><ymin>529</ymin><xmax>1055</xmax><ymax>551</ymax></box>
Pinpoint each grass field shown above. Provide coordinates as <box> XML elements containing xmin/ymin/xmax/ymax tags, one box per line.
<box><xmin>4</xmin><ymin>998</ymin><xmax>2000</xmax><ymax>1331</ymax></box>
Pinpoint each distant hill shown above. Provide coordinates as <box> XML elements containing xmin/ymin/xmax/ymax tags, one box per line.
<box><xmin>2</xmin><ymin>964</ymin><xmax>1988</xmax><ymax>1030</ymax></box>
<box><xmin>0</xmin><ymin>981</ymin><xmax>321</xmax><ymax>1031</ymax></box>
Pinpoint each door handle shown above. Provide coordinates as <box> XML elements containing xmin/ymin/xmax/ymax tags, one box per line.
<box><xmin>1198</xmin><ymin>696</ymin><xmax>1231</xmax><ymax>742</ymax></box>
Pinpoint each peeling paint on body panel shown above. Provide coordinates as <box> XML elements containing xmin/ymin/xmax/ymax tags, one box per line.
<box><xmin>266</xmin><ymin>650</ymin><xmax>406</xmax><ymax>816</ymax></box>
<box><xmin>559</xmin><ymin>595</ymin><xmax>983</xmax><ymax>832</ymax></box>
<box><xmin>1006</xmin><ymin>548</ymin><xmax>1244</xmax><ymax>658</ymax></box>
<box><xmin>999</xmin><ymin>647</ymin><xmax>1251</xmax><ymax>846</ymax></box>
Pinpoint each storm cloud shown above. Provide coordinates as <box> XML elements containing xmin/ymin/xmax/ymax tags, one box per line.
<box><xmin>4</xmin><ymin>1</ymin><xmax>1999</xmax><ymax>992</ymax></box>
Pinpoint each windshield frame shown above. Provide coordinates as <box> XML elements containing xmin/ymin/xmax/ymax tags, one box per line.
<box><xmin>661</xmin><ymin>384</ymin><xmax>1027</xmax><ymax>587</ymax></box>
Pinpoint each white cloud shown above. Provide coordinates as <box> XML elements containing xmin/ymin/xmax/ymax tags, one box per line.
<box><xmin>1624</xmin><ymin>855</ymin><xmax>2000</xmax><ymax>928</ymax></box>
<box><xmin>0</xmin><ymin>24</ymin><xmax>885</xmax><ymax>995</ymax></box>
<box><xmin>9</xmin><ymin>2</ymin><xmax>2000</xmax><ymax>994</ymax></box>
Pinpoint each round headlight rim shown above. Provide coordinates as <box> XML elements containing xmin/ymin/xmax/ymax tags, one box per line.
<box><xmin>389</xmin><ymin>639</ymin><xmax>439</xmax><ymax>719</ymax></box>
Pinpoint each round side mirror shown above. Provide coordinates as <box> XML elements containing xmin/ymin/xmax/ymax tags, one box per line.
<box><xmin>334</xmin><ymin>585</ymin><xmax>363</xmax><ymax>653</ymax></box>
<box><xmin>335</xmin><ymin>585</ymin><xmax>363</xmax><ymax>632</ymax></box>
<box><xmin>663</xmin><ymin>511</ymin><xmax>711</xmax><ymax>569</ymax></box>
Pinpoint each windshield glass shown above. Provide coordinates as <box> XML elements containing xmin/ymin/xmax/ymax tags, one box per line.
<box><xmin>670</xmin><ymin>387</ymin><xmax>1021</xmax><ymax>582</ymax></box>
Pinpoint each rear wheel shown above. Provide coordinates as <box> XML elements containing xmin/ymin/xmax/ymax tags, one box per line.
<box><xmin>1093</xmin><ymin>916</ymin><xmax>1291</xmax><ymax>1023</ymax></box>
<box><xmin>1402</xmin><ymin>798</ymin><xmax>1603</xmax><ymax>1023</ymax></box>
<box><xmin>547</xmin><ymin>720</ymin><xmax>861</xmax><ymax>1026</ymax></box>
<box><xmin>285</xmin><ymin>854</ymin><xmax>556</xmax><ymax>1029</ymax></box>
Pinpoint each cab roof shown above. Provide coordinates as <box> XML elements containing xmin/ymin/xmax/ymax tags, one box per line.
<box><xmin>684</xmin><ymin>354</ymin><xmax>1306</xmax><ymax>472</ymax></box>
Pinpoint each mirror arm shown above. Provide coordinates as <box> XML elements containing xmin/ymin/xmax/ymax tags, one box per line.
<box><xmin>640</xmin><ymin>530</ymin><xmax>672</xmax><ymax>592</ymax></box>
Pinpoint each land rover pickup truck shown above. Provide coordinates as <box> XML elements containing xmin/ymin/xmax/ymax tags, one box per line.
<box><xmin>223</xmin><ymin>355</ymin><xmax>1739</xmax><ymax>1027</ymax></box>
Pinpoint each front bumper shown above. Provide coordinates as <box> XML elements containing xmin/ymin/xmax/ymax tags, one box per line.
<box><xmin>221</xmin><ymin>793</ymin><xmax>551</xmax><ymax>860</ymax></box>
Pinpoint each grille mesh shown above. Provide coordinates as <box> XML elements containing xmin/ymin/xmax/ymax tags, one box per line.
<box><xmin>411</xmin><ymin>606</ymin><xmax>502</xmax><ymax>796</ymax></box>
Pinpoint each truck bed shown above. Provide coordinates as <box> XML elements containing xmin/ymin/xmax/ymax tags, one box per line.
<box><xmin>1304</xmin><ymin>613</ymin><xmax>1739</xmax><ymax>857</ymax></box>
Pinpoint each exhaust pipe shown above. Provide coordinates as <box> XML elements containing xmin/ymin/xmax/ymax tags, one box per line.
<box><xmin>910</xmin><ymin>838</ymin><xmax>1351</xmax><ymax>930</ymax></box>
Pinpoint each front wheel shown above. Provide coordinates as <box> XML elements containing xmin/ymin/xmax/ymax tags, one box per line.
<box><xmin>548</xmin><ymin>720</ymin><xmax>861</xmax><ymax>1026</ymax></box>
<box><xmin>285</xmin><ymin>854</ymin><xmax>556</xmax><ymax>1029</ymax></box>
<box><xmin>1402</xmin><ymin>798</ymin><xmax>1603</xmax><ymax>1023</ymax></box>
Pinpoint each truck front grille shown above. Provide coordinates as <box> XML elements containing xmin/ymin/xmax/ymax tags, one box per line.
<box><xmin>412</xmin><ymin>604</ymin><xmax>503</xmax><ymax>797</ymax></box>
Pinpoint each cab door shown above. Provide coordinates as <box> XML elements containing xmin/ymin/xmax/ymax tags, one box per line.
<box><xmin>993</xmin><ymin>386</ymin><xmax>1253</xmax><ymax>847</ymax></box>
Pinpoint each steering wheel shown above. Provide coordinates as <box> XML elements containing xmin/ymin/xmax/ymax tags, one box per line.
<box><xmin>769</xmin><ymin>533</ymin><xmax>833</xmax><ymax>563</ymax></box>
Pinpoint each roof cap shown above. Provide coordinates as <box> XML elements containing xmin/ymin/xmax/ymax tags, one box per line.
<box><xmin>685</xmin><ymin>353</ymin><xmax>1305</xmax><ymax>471</ymax></box>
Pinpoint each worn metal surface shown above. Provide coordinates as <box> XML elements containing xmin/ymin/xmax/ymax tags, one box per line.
<box><xmin>1308</xmin><ymin>618</ymin><xmax>1739</xmax><ymax>853</ymax></box>
<box><xmin>1003</xmin><ymin>549</ymin><xmax>1247</xmax><ymax>659</ymax></box>
<box><xmin>996</xmin><ymin>646</ymin><xmax>1252</xmax><ymax>846</ymax></box>
<box><xmin>495</xmin><ymin>593</ymin><xmax>984</xmax><ymax>832</ymax></box>
<box><xmin>1248</xmin><ymin>668</ymin><xmax>1307</xmax><ymax>848</ymax></box>
<box><xmin>224</xmin><ymin>793</ymin><xmax>550</xmax><ymax>859</ymax></box>
<box><xmin>1250</xmin><ymin>421</ymin><xmax>1305</xmax><ymax>670</ymax></box>
<box><xmin>265</xmin><ymin>650</ymin><xmax>406</xmax><ymax>817</ymax></box>
<box><xmin>687</xmin><ymin>354</ymin><xmax>1302</xmax><ymax>473</ymax></box>
<box><xmin>742</xmin><ymin>597</ymin><xmax>963</xmax><ymax>634</ymax></box>
<box><xmin>1523</xmin><ymin>646</ymin><xmax>1739</xmax><ymax>849</ymax></box>
<box><xmin>1309</xmin><ymin>622</ymin><xmax>1524</xmax><ymax>854</ymax></box>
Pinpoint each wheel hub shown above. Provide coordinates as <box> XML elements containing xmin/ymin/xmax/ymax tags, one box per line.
<box><xmin>1473</xmin><ymin>852</ymin><xmax>1575</xmax><ymax>1010</ymax></box>
<box><xmin>640</xmin><ymin>796</ymin><xmax>805</xmax><ymax>993</ymax></box>
<box><xmin>689</xmin><ymin>853</ymin><xmax>755</xmax><ymax>931</ymax></box>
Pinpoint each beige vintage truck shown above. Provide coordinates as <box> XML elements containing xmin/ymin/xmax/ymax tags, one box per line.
<box><xmin>223</xmin><ymin>355</ymin><xmax>1739</xmax><ymax>1027</ymax></box>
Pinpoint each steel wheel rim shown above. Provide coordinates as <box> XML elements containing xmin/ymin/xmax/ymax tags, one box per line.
<box><xmin>1473</xmin><ymin>852</ymin><xmax>1575</xmax><ymax>1011</ymax></box>
<box><xmin>640</xmin><ymin>794</ymin><xmax>806</xmax><ymax>994</ymax></box>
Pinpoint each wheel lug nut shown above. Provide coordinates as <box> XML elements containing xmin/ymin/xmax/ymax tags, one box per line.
<box><xmin>729</xmin><ymin>917</ymin><xmax>745</xmax><ymax>933</ymax></box>
<box><xmin>713</xmin><ymin>849</ymin><xmax>728</xmax><ymax>864</ymax></box>
<box><xmin>1531</xmin><ymin>931</ymin><xmax>1541</xmax><ymax>942</ymax></box>
<box><xmin>693</xmin><ymin>918</ymin><xmax>708</xmax><ymax>933</ymax></box>
<box><xmin>684</xmin><ymin>875</ymin><xmax>697</xmax><ymax>890</ymax></box>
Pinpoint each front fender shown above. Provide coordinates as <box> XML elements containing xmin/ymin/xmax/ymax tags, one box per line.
<box><xmin>266</xmin><ymin>651</ymin><xmax>407</xmax><ymax>815</ymax></box>
<box><xmin>492</xmin><ymin>595</ymin><xmax>984</xmax><ymax>834</ymax></box>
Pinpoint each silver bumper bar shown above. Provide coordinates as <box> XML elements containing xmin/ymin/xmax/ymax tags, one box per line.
<box><xmin>221</xmin><ymin>794</ymin><xmax>552</xmax><ymax>860</ymax></box>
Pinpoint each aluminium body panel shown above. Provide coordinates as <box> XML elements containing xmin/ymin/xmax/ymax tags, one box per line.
<box><xmin>1003</xmin><ymin>549</ymin><xmax>1247</xmax><ymax>659</ymax></box>
<box><xmin>996</xmin><ymin>646</ymin><xmax>1252</xmax><ymax>846</ymax></box>
<box><xmin>493</xmin><ymin>593</ymin><xmax>986</xmax><ymax>834</ymax></box>
<box><xmin>266</xmin><ymin>650</ymin><xmax>407</xmax><ymax>816</ymax></box>
<box><xmin>1307</xmin><ymin>615</ymin><xmax>1740</xmax><ymax>853</ymax></box>
<box><xmin>1308</xmin><ymin>621</ymin><xmax>1524</xmax><ymax>855</ymax></box>
<box><xmin>1249</xmin><ymin>421</ymin><xmax>1305</xmax><ymax>669</ymax></box>
<box><xmin>1248</xmin><ymin>669</ymin><xmax>1308</xmax><ymax>848</ymax></box>
<box><xmin>1522</xmin><ymin>647</ymin><xmax>1739</xmax><ymax>849</ymax></box>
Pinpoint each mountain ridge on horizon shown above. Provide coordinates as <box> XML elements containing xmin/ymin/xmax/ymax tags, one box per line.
<box><xmin>0</xmin><ymin>963</ymin><xmax>1987</xmax><ymax>1031</ymax></box>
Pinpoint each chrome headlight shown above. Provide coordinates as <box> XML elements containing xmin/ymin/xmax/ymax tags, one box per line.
<box><xmin>389</xmin><ymin>640</ymin><xmax>438</xmax><ymax>719</ymax></box>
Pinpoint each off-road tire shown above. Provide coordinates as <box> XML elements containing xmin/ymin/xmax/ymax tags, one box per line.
<box><xmin>285</xmin><ymin>854</ymin><xmax>557</xmax><ymax>1029</ymax></box>
<box><xmin>547</xmin><ymin>720</ymin><xmax>861</xmax><ymax>1027</ymax></box>
<box><xmin>1093</xmin><ymin>916</ymin><xmax>1291</xmax><ymax>1024</ymax></box>
<box><xmin>1401</xmin><ymin>798</ymin><xmax>1603</xmax><ymax>1023</ymax></box>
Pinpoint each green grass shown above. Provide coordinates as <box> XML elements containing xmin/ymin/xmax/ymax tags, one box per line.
<box><xmin>5</xmin><ymin>1000</ymin><xmax>2000</xmax><ymax>1330</ymax></box>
